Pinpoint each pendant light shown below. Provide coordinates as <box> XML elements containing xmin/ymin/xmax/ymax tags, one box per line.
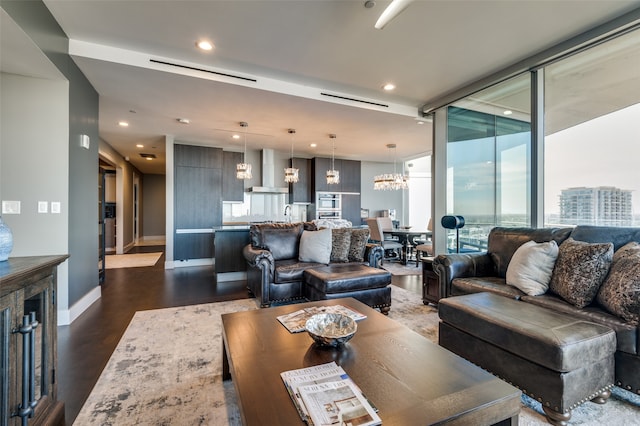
<box><xmin>284</xmin><ymin>128</ymin><xmax>299</xmax><ymax>183</ymax></box>
<box><xmin>236</xmin><ymin>121</ymin><xmax>252</xmax><ymax>180</ymax></box>
<box><xmin>326</xmin><ymin>134</ymin><xmax>340</xmax><ymax>185</ymax></box>
<box><xmin>374</xmin><ymin>143</ymin><xmax>408</xmax><ymax>190</ymax></box>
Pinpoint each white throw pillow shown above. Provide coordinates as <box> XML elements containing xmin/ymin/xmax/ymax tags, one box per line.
<box><xmin>298</xmin><ymin>228</ymin><xmax>332</xmax><ymax>264</ymax></box>
<box><xmin>506</xmin><ymin>240</ymin><xmax>559</xmax><ymax>296</ymax></box>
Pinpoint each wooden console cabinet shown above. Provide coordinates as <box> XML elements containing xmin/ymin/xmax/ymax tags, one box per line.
<box><xmin>1</xmin><ymin>255</ymin><xmax>68</xmax><ymax>426</ymax></box>
<box><xmin>422</xmin><ymin>257</ymin><xmax>440</xmax><ymax>305</ymax></box>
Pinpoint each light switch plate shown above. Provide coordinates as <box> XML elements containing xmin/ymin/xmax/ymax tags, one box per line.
<box><xmin>51</xmin><ymin>202</ymin><xmax>61</xmax><ymax>214</ymax></box>
<box><xmin>1</xmin><ymin>200</ymin><xmax>21</xmax><ymax>214</ymax></box>
<box><xmin>38</xmin><ymin>201</ymin><xmax>49</xmax><ymax>213</ymax></box>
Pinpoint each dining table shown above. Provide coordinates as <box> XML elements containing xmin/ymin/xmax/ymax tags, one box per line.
<box><xmin>383</xmin><ymin>228</ymin><xmax>431</xmax><ymax>265</ymax></box>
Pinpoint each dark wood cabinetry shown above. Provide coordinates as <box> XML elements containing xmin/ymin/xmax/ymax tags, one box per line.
<box><xmin>213</xmin><ymin>228</ymin><xmax>250</xmax><ymax>274</ymax></box>
<box><xmin>1</xmin><ymin>255</ymin><xmax>68</xmax><ymax>426</ymax></box>
<box><xmin>312</xmin><ymin>157</ymin><xmax>361</xmax><ymax>195</ymax></box>
<box><xmin>341</xmin><ymin>193</ymin><xmax>362</xmax><ymax>225</ymax></box>
<box><xmin>222</xmin><ymin>151</ymin><xmax>244</xmax><ymax>202</ymax></box>
<box><xmin>422</xmin><ymin>257</ymin><xmax>440</xmax><ymax>305</ymax></box>
<box><xmin>174</xmin><ymin>144</ymin><xmax>223</xmax><ymax>261</ymax></box>
<box><xmin>288</xmin><ymin>157</ymin><xmax>312</xmax><ymax>204</ymax></box>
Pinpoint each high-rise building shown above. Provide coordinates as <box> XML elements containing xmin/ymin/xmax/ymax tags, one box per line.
<box><xmin>559</xmin><ymin>186</ymin><xmax>633</xmax><ymax>226</ymax></box>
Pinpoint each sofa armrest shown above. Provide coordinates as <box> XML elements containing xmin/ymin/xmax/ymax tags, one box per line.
<box><xmin>242</xmin><ymin>244</ymin><xmax>274</xmax><ymax>274</ymax></box>
<box><xmin>365</xmin><ymin>243</ymin><xmax>384</xmax><ymax>268</ymax></box>
<box><xmin>433</xmin><ymin>252</ymin><xmax>494</xmax><ymax>298</ymax></box>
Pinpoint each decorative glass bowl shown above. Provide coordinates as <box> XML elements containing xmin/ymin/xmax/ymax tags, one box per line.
<box><xmin>305</xmin><ymin>313</ymin><xmax>357</xmax><ymax>347</ymax></box>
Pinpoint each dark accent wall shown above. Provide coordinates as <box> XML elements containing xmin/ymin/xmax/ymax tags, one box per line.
<box><xmin>142</xmin><ymin>174</ymin><xmax>166</xmax><ymax>237</ymax></box>
<box><xmin>3</xmin><ymin>0</ymin><xmax>100</xmax><ymax>307</ymax></box>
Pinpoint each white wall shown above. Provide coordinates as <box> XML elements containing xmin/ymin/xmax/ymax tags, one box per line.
<box><xmin>0</xmin><ymin>72</ymin><xmax>70</xmax><ymax>307</ymax></box>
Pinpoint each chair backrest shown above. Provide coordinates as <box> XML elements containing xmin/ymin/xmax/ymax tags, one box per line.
<box><xmin>366</xmin><ymin>218</ymin><xmax>384</xmax><ymax>242</ymax></box>
<box><xmin>427</xmin><ymin>218</ymin><xmax>433</xmax><ymax>232</ymax></box>
<box><xmin>377</xmin><ymin>216</ymin><xmax>394</xmax><ymax>231</ymax></box>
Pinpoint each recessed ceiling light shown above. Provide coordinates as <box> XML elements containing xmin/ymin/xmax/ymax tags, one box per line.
<box><xmin>146</xmin><ymin>157</ymin><xmax>153</xmax><ymax>161</ymax></box>
<box><xmin>504</xmin><ymin>110</ymin><xmax>513</xmax><ymax>115</ymax></box>
<box><xmin>177</xmin><ymin>118</ymin><xmax>190</xmax><ymax>124</ymax></box>
<box><xmin>416</xmin><ymin>120</ymin><xmax>424</xmax><ymax>125</ymax></box>
<box><xmin>383</xmin><ymin>83</ymin><xmax>396</xmax><ymax>91</ymax></box>
<box><xmin>196</xmin><ymin>40</ymin><xmax>214</xmax><ymax>51</ymax></box>
<box><xmin>232</xmin><ymin>134</ymin><xmax>240</xmax><ymax>139</ymax></box>
<box><xmin>118</xmin><ymin>121</ymin><xmax>129</xmax><ymax>127</ymax></box>
<box><xmin>310</xmin><ymin>143</ymin><xmax>317</xmax><ymax>148</ymax></box>
<box><xmin>136</xmin><ymin>144</ymin><xmax>144</xmax><ymax>148</ymax></box>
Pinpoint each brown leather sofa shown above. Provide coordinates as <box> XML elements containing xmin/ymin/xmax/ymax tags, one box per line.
<box><xmin>242</xmin><ymin>222</ymin><xmax>386</xmax><ymax>308</ymax></box>
<box><xmin>433</xmin><ymin>226</ymin><xmax>640</xmax><ymax>402</ymax></box>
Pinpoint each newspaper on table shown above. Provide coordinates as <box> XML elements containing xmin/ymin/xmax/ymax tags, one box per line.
<box><xmin>298</xmin><ymin>379</ymin><xmax>381</xmax><ymax>426</ymax></box>
<box><xmin>280</xmin><ymin>362</ymin><xmax>380</xmax><ymax>425</ymax></box>
<box><xmin>276</xmin><ymin>305</ymin><xmax>367</xmax><ymax>333</ymax></box>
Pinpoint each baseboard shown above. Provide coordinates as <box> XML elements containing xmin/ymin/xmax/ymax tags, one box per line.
<box><xmin>170</xmin><ymin>258</ymin><xmax>214</xmax><ymax>268</ymax></box>
<box><xmin>57</xmin><ymin>285</ymin><xmax>101</xmax><ymax>325</ymax></box>
<box><xmin>216</xmin><ymin>271</ymin><xmax>247</xmax><ymax>282</ymax></box>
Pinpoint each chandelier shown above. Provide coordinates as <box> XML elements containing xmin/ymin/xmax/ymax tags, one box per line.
<box><xmin>284</xmin><ymin>128</ymin><xmax>299</xmax><ymax>183</ymax></box>
<box><xmin>326</xmin><ymin>134</ymin><xmax>340</xmax><ymax>185</ymax></box>
<box><xmin>374</xmin><ymin>143</ymin><xmax>408</xmax><ymax>190</ymax></box>
<box><xmin>236</xmin><ymin>121</ymin><xmax>252</xmax><ymax>180</ymax></box>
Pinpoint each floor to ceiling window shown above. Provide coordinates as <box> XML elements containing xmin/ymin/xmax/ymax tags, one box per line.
<box><xmin>544</xmin><ymin>28</ymin><xmax>640</xmax><ymax>227</ymax></box>
<box><xmin>445</xmin><ymin>74</ymin><xmax>531</xmax><ymax>251</ymax></box>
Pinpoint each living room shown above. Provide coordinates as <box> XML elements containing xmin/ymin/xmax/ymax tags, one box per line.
<box><xmin>2</xmin><ymin>1</ymin><xmax>640</xmax><ymax>425</ymax></box>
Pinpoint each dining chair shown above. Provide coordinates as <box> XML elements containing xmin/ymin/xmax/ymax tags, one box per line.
<box><xmin>366</xmin><ymin>218</ymin><xmax>402</xmax><ymax>262</ymax></box>
<box><xmin>377</xmin><ymin>216</ymin><xmax>399</xmax><ymax>241</ymax></box>
<box><xmin>415</xmin><ymin>218</ymin><xmax>433</xmax><ymax>266</ymax></box>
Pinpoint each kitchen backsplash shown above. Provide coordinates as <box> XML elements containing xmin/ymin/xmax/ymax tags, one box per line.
<box><xmin>223</xmin><ymin>193</ymin><xmax>308</xmax><ymax>223</ymax></box>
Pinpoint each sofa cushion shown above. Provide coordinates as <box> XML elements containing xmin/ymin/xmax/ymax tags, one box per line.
<box><xmin>330</xmin><ymin>228</ymin><xmax>351</xmax><ymax>263</ymax></box>
<box><xmin>299</xmin><ymin>229</ymin><xmax>332</xmax><ymax>264</ymax></box>
<box><xmin>452</xmin><ymin>276</ymin><xmax>525</xmax><ymax>299</ymax></box>
<box><xmin>597</xmin><ymin>242</ymin><xmax>640</xmax><ymax>326</ymax></box>
<box><xmin>549</xmin><ymin>238</ymin><xmax>613</xmax><ymax>309</ymax></box>
<box><xmin>506</xmin><ymin>240</ymin><xmax>559</xmax><ymax>296</ymax></box>
<box><xmin>570</xmin><ymin>225</ymin><xmax>640</xmax><ymax>251</ymax></box>
<box><xmin>274</xmin><ymin>259</ymin><xmax>325</xmax><ymax>283</ymax></box>
<box><xmin>487</xmin><ymin>227</ymin><xmax>572</xmax><ymax>277</ymax></box>
<box><xmin>250</xmin><ymin>222</ymin><xmax>305</xmax><ymax>260</ymax></box>
<box><xmin>304</xmin><ymin>263</ymin><xmax>391</xmax><ymax>293</ymax></box>
<box><xmin>348</xmin><ymin>228</ymin><xmax>370</xmax><ymax>263</ymax></box>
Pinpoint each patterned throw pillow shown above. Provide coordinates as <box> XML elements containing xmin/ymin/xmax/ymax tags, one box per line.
<box><xmin>596</xmin><ymin>242</ymin><xmax>640</xmax><ymax>325</ymax></box>
<box><xmin>330</xmin><ymin>228</ymin><xmax>351</xmax><ymax>263</ymax></box>
<box><xmin>549</xmin><ymin>238</ymin><xmax>613</xmax><ymax>308</ymax></box>
<box><xmin>348</xmin><ymin>228</ymin><xmax>370</xmax><ymax>263</ymax></box>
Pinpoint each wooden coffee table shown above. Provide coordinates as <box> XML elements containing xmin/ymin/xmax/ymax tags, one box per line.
<box><xmin>222</xmin><ymin>298</ymin><xmax>521</xmax><ymax>425</ymax></box>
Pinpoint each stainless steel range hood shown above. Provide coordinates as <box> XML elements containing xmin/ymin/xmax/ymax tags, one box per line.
<box><xmin>247</xmin><ymin>149</ymin><xmax>289</xmax><ymax>194</ymax></box>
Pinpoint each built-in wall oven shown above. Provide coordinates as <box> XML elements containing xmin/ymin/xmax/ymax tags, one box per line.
<box><xmin>316</xmin><ymin>192</ymin><xmax>342</xmax><ymax>219</ymax></box>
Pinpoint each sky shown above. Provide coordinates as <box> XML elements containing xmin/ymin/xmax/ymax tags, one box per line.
<box><xmin>544</xmin><ymin>102</ymin><xmax>640</xmax><ymax>215</ymax></box>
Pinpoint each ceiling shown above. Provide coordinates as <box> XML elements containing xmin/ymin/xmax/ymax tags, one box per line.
<box><xmin>28</xmin><ymin>0</ymin><xmax>640</xmax><ymax>174</ymax></box>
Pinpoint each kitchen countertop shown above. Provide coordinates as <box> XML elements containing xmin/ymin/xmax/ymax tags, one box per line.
<box><xmin>213</xmin><ymin>225</ymin><xmax>250</xmax><ymax>232</ymax></box>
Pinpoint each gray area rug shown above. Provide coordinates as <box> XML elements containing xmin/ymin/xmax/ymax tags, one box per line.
<box><xmin>75</xmin><ymin>286</ymin><xmax>640</xmax><ymax>425</ymax></box>
<box><xmin>381</xmin><ymin>261</ymin><xmax>422</xmax><ymax>275</ymax></box>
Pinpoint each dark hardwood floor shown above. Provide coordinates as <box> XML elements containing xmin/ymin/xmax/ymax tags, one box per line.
<box><xmin>57</xmin><ymin>245</ymin><xmax>422</xmax><ymax>425</ymax></box>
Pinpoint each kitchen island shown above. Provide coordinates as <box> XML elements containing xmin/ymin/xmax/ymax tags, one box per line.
<box><xmin>213</xmin><ymin>226</ymin><xmax>250</xmax><ymax>281</ymax></box>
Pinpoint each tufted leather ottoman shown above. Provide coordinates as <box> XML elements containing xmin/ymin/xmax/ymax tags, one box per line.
<box><xmin>438</xmin><ymin>292</ymin><xmax>616</xmax><ymax>425</ymax></box>
<box><xmin>304</xmin><ymin>264</ymin><xmax>392</xmax><ymax>314</ymax></box>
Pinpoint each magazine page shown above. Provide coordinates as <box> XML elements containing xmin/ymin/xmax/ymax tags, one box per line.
<box><xmin>297</xmin><ymin>379</ymin><xmax>381</xmax><ymax>426</ymax></box>
<box><xmin>277</xmin><ymin>305</ymin><xmax>367</xmax><ymax>333</ymax></box>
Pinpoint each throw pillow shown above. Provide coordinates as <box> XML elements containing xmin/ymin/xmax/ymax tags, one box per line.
<box><xmin>330</xmin><ymin>228</ymin><xmax>351</xmax><ymax>263</ymax></box>
<box><xmin>348</xmin><ymin>228</ymin><xmax>370</xmax><ymax>263</ymax></box>
<box><xmin>612</xmin><ymin>241</ymin><xmax>640</xmax><ymax>263</ymax></box>
<box><xmin>549</xmin><ymin>238</ymin><xmax>613</xmax><ymax>308</ymax></box>
<box><xmin>596</xmin><ymin>242</ymin><xmax>640</xmax><ymax>325</ymax></box>
<box><xmin>506</xmin><ymin>240</ymin><xmax>559</xmax><ymax>296</ymax></box>
<box><xmin>298</xmin><ymin>229</ymin><xmax>332</xmax><ymax>264</ymax></box>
